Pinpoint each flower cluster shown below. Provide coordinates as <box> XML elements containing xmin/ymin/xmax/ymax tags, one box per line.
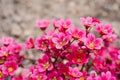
<box><xmin>0</xmin><ymin>37</ymin><xmax>24</xmax><ymax>80</ymax></box>
<box><xmin>0</xmin><ymin>17</ymin><xmax>120</xmax><ymax>80</ymax></box>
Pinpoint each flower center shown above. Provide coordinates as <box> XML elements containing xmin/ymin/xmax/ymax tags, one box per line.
<box><xmin>73</xmin><ymin>34</ymin><xmax>79</xmax><ymax>39</ymax></box>
<box><xmin>101</xmin><ymin>30</ymin><xmax>107</xmax><ymax>35</ymax></box>
<box><xmin>0</xmin><ymin>71</ymin><xmax>4</xmax><ymax>78</ymax></box>
<box><xmin>37</xmin><ymin>76</ymin><xmax>42</xmax><ymax>80</ymax></box>
<box><xmin>29</xmin><ymin>43</ymin><xmax>34</xmax><ymax>48</ymax></box>
<box><xmin>0</xmin><ymin>59</ymin><xmax>4</xmax><ymax>64</ymax></box>
<box><xmin>80</xmin><ymin>76</ymin><xmax>85</xmax><ymax>80</ymax></box>
<box><xmin>72</xmin><ymin>73</ymin><xmax>78</xmax><ymax>77</ymax></box>
<box><xmin>89</xmin><ymin>42</ymin><xmax>95</xmax><ymax>49</ymax></box>
<box><xmin>78</xmin><ymin>49</ymin><xmax>83</xmax><ymax>54</ymax></box>
<box><xmin>93</xmin><ymin>50</ymin><xmax>98</xmax><ymax>54</ymax></box>
<box><xmin>63</xmin><ymin>25</ymin><xmax>69</xmax><ymax>29</ymax></box>
<box><xmin>41</xmin><ymin>42</ymin><xmax>46</xmax><ymax>48</ymax></box>
<box><xmin>93</xmin><ymin>62</ymin><xmax>97</xmax><ymax>66</ymax></box>
<box><xmin>44</xmin><ymin>62</ymin><xmax>50</xmax><ymax>69</ymax></box>
<box><xmin>8</xmin><ymin>67</ymin><xmax>13</xmax><ymax>72</ymax></box>
<box><xmin>77</xmin><ymin>58</ymin><xmax>82</xmax><ymax>63</ymax></box>
<box><xmin>60</xmin><ymin>40</ymin><xmax>66</xmax><ymax>46</ymax></box>
<box><xmin>52</xmin><ymin>77</ymin><xmax>57</xmax><ymax>80</ymax></box>
<box><xmin>3</xmin><ymin>52</ymin><xmax>8</xmax><ymax>57</ymax></box>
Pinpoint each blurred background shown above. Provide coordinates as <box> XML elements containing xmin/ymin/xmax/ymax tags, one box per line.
<box><xmin>0</xmin><ymin>0</ymin><xmax>120</xmax><ymax>43</ymax></box>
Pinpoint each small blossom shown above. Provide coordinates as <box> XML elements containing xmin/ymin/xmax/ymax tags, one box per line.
<box><xmin>10</xmin><ymin>43</ymin><xmax>22</xmax><ymax>54</ymax></box>
<box><xmin>52</xmin><ymin>19</ymin><xmax>63</xmax><ymax>29</ymax></box>
<box><xmin>36</xmin><ymin>20</ymin><xmax>50</xmax><ymax>30</ymax></box>
<box><xmin>35</xmin><ymin>36</ymin><xmax>47</xmax><ymax>51</ymax></box>
<box><xmin>52</xmin><ymin>32</ymin><xmax>71</xmax><ymax>49</ymax></box>
<box><xmin>96</xmin><ymin>23</ymin><xmax>113</xmax><ymax>35</ymax></box>
<box><xmin>102</xmin><ymin>34</ymin><xmax>118</xmax><ymax>42</ymax></box>
<box><xmin>101</xmin><ymin>71</ymin><xmax>116</xmax><ymax>80</ymax></box>
<box><xmin>25</xmin><ymin>38</ymin><xmax>34</xmax><ymax>49</ymax></box>
<box><xmin>12</xmin><ymin>74</ymin><xmax>23</xmax><ymax>80</ymax></box>
<box><xmin>47</xmin><ymin>70</ymin><xmax>63</xmax><ymax>80</ymax></box>
<box><xmin>4</xmin><ymin>61</ymin><xmax>18</xmax><ymax>75</ymax></box>
<box><xmin>85</xmin><ymin>33</ymin><xmax>102</xmax><ymax>49</ymax></box>
<box><xmin>80</xmin><ymin>17</ymin><xmax>94</xmax><ymax>29</ymax></box>
<box><xmin>36</xmin><ymin>54</ymin><xmax>53</xmax><ymax>72</ymax></box>
<box><xmin>87</xmin><ymin>71</ymin><xmax>101</xmax><ymax>80</ymax></box>
<box><xmin>72</xmin><ymin>53</ymin><xmax>88</xmax><ymax>65</ymax></box>
<box><xmin>71</xmin><ymin>27</ymin><xmax>86</xmax><ymax>40</ymax></box>
<box><xmin>68</xmin><ymin>67</ymin><xmax>82</xmax><ymax>78</ymax></box>
<box><xmin>0</xmin><ymin>37</ymin><xmax>13</xmax><ymax>46</ymax></box>
<box><xmin>0</xmin><ymin>66</ymin><xmax>5</xmax><ymax>80</ymax></box>
<box><xmin>0</xmin><ymin>46</ymin><xmax>10</xmax><ymax>57</ymax></box>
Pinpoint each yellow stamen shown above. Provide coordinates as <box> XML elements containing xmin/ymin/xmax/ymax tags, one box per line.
<box><xmin>102</xmin><ymin>30</ymin><xmax>107</xmax><ymax>34</ymax></box>
<box><xmin>0</xmin><ymin>59</ymin><xmax>4</xmax><ymax>64</ymax></box>
<box><xmin>68</xmin><ymin>48</ymin><xmax>73</xmax><ymax>52</ymax></box>
<box><xmin>61</xmin><ymin>40</ymin><xmax>66</xmax><ymax>46</ymax></box>
<box><xmin>80</xmin><ymin>76</ymin><xmax>85</xmax><ymax>80</ymax></box>
<box><xmin>73</xmin><ymin>34</ymin><xmax>79</xmax><ymax>39</ymax></box>
<box><xmin>93</xmin><ymin>62</ymin><xmax>97</xmax><ymax>66</ymax></box>
<box><xmin>72</xmin><ymin>73</ymin><xmax>77</xmax><ymax>77</ymax></box>
<box><xmin>3</xmin><ymin>52</ymin><xmax>8</xmax><ymax>57</ymax></box>
<box><xmin>37</xmin><ymin>76</ymin><xmax>42</xmax><ymax>80</ymax></box>
<box><xmin>78</xmin><ymin>49</ymin><xmax>83</xmax><ymax>54</ymax></box>
<box><xmin>52</xmin><ymin>77</ymin><xmax>57</xmax><ymax>80</ymax></box>
<box><xmin>77</xmin><ymin>58</ymin><xmax>82</xmax><ymax>63</ymax></box>
<box><xmin>0</xmin><ymin>71</ymin><xmax>4</xmax><ymax>78</ymax></box>
<box><xmin>116</xmin><ymin>60</ymin><xmax>120</xmax><ymax>64</ymax></box>
<box><xmin>89</xmin><ymin>42</ymin><xmax>95</xmax><ymax>48</ymax></box>
<box><xmin>8</xmin><ymin>67</ymin><xmax>13</xmax><ymax>72</ymax></box>
<box><xmin>44</xmin><ymin>62</ymin><xmax>50</xmax><ymax>69</ymax></box>
<box><xmin>42</xmin><ymin>42</ymin><xmax>46</xmax><ymax>48</ymax></box>
<box><xmin>93</xmin><ymin>50</ymin><xmax>98</xmax><ymax>54</ymax></box>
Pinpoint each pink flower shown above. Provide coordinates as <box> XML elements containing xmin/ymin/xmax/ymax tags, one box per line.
<box><xmin>85</xmin><ymin>33</ymin><xmax>102</xmax><ymax>49</ymax></box>
<box><xmin>60</xmin><ymin>19</ymin><xmax>72</xmax><ymax>30</ymax></box>
<box><xmin>74</xmin><ymin>72</ymin><xmax>87</xmax><ymax>80</ymax></box>
<box><xmin>70</xmin><ymin>27</ymin><xmax>86</xmax><ymax>40</ymax></box>
<box><xmin>4</xmin><ymin>61</ymin><xmax>18</xmax><ymax>75</ymax></box>
<box><xmin>72</xmin><ymin>53</ymin><xmax>88</xmax><ymax>65</ymax></box>
<box><xmin>96</xmin><ymin>23</ymin><xmax>113</xmax><ymax>35</ymax></box>
<box><xmin>80</xmin><ymin>17</ymin><xmax>94</xmax><ymax>29</ymax></box>
<box><xmin>68</xmin><ymin>67</ymin><xmax>82</xmax><ymax>78</ymax></box>
<box><xmin>102</xmin><ymin>34</ymin><xmax>118</xmax><ymax>42</ymax></box>
<box><xmin>101</xmin><ymin>71</ymin><xmax>116</xmax><ymax>80</ymax></box>
<box><xmin>36</xmin><ymin>54</ymin><xmax>53</xmax><ymax>72</ymax></box>
<box><xmin>0</xmin><ymin>66</ymin><xmax>5</xmax><ymax>80</ymax></box>
<box><xmin>24</xmin><ymin>38</ymin><xmax>34</xmax><ymax>49</ymax></box>
<box><xmin>0</xmin><ymin>57</ymin><xmax>5</xmax><ymax>65</ymax></box>
<box><xmin>118</xmin><ymin>54</ymin><xmax>120</xmax><ymax>60</ymax></box>
<box><xmin>87</xmin><ymin>71</ymin><xmax>101</xmax><ymax>80</ymax></box>
<box><xmin>10</xmin><ymin>43</ymin><xmax>22</xmax><ymax>54</ymax></box>
<box><xmin>29</xmin><ymin>66</ymin><xmax>47</xmax><ymax>80</ymax></box>
<box><xmin>0</xmin><ymin>37</ymin><xmax>13</xmax><ymax>46</ymax></box>
<box><xmin>35</xmin><ymin>36</ymin><xmax>47</xmax><ymax>51</ymax></box>
<box><xmin>52</xmin><ymin>19</ymin><xmax>63</xmax><ymax>29</ymax></box>
<box><xmin>12</xmin><ymin>74</ymin><xmax>23</xmax><ymax>80</ymax></box>
<box><xmin>52</xmin><ymin>32</ymin><xmax>71</xmax><ymax>49</ymax></box>
<box><xmin>32</xmin><ymin>74</ymin><xmax>47</xmax><ymax>80</ymax></box>
<box><xmin>36</xmin><ymin>20</ymin><xmax>50</xmax><ymax>30</ymax></box>
<box><xmin>57</xmin><ymin>19</ymin><xmax>72</xmax><ymax>32</ymax></box>
<box><xmin>0</xmin><ymin>46</ymin><xmax>10</xmax><ymax>57</ymax></box>
<box><xmin>92</xmin><ymin>58</ymin><xmax>101</xmax><ymax>70</ymax></box>
<box><xmin>92</xmin><ymin>17</ymin><xmax>101</xmax><ymax>25</ymax></box>
<box><xmin>47</xmin><ymin>70</ymin><xmax>63</xmax><ymax>80</ymax></box>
